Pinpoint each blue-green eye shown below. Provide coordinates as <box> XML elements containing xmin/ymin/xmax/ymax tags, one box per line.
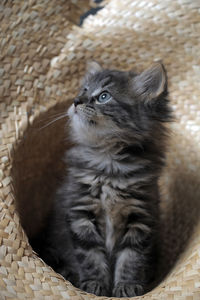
<box><xmin>97</xmin><ymin>92</ymin><xmax>112</xmax><ymax>103</ymax></box>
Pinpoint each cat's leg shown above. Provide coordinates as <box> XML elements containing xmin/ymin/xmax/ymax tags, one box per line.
<box><xmin>76</xmin><ymin>247</ymin><xmax>110</xmax><ymax>296</ymax></box>
<box><xmin>113</xmin><ymin>248</ymin><xmax>148</xmax><ymax>297</ymax></box>
<box><xmin>113</xmin><ymin>222</ymin><xmax>154</xmax><ymax>297</ymax></box>
<box><xmin>69</xmin><ymin>210</ymin><xmax>110</xmax><ymax>296</ymax></box>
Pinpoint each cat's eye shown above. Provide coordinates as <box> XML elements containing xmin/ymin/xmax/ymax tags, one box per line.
<box><xmin>97</xmin><ymin>92</ymin><xmax>112</xmax><ymax>104</ymax></box>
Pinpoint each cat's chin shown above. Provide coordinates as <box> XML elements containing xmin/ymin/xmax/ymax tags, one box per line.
<box><xmin>67</xmin><ymin>104</ymin><xmax>96</xmax><ymax>144</ymax></box>
<box><xmin>67</xmin><ymin>104</ymin><xmax>76</xmax><ymax>118</ymax></box>
<box><xmin>68</xmin><ymin>104</ymin><xmax>91</xmax><ymax>122</ymax></box>
<box><xmin>68</xmin><ymin>104</ymin><xmax>121</xmax><ymax>146</ymax></box>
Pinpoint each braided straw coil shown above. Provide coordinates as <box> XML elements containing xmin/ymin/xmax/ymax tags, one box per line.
<box><xmin>1</xmin><ymin>0</ymin><xmax>200</xmax><ymax>299</ymax></box>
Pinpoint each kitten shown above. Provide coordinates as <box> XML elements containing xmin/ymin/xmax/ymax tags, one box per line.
<box><xmin>39</xmin><ymin>61</ymin><xmax>172</xmax><ymax>297</ymax></box>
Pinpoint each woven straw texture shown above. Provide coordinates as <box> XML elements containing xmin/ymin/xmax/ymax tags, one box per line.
<box><xmin>1</xmin><ymin>0</ymin><xmax>200</xmax><ymax>299</ymax></box>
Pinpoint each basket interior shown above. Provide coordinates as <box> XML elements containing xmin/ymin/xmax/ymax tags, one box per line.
<box><xmin>11</xmin><ymin>99</ymin><xmax>200</xmax><ymax>290</ymax></box>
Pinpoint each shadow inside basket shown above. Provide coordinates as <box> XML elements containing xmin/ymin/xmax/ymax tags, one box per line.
<box><xmin>11</xmin><ymin>100</ymin><xmax>200</xmax><ymax>293</ymax></box>
<box><xmin>12</xmin><ymin>101</ymin><xmax>73</xmax><ymax>239</ymax></box>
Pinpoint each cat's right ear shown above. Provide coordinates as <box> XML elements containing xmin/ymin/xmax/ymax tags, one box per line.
<box><xmin>86</xmin><ymin>61</ymin><xmax>102</xmax><ymax>76</ymax></box>
<box><xmin>131</xmin><ymin>63</ymin><xmax>167</xmax><ymax>100</ymax></box>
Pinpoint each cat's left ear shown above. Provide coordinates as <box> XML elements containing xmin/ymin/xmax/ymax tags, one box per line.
<box><xmin>86</xmin><ymin>61</ymin><xmax>103</xmax><ymax>76</ymax></box>
<box><xmin>132</xmin><ymin>63</ymin><xmax>167</xmax><ymax>100</ymax></box>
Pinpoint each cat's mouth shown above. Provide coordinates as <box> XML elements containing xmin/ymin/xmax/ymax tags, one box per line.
<box><xmin>75</xmin><ymin>105</ymin><xmax>97</xmax><ymax>124</ymax></box>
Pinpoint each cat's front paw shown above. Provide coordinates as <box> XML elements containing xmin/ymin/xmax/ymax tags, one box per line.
<box><xmin>80</xmin><ymin>280</ymin><xmax>109</xmax><ymax>296</ymax></box>
<box><xmin>113</xmin><ymin>282</ymin><xmax>144</xmax><ymax>297</ymax></box>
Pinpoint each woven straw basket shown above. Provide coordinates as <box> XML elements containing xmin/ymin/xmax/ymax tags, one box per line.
<box><xmin>1</xmin><ymin>0</ymin><xmax>200</xmax><ymax>299</ymax></box>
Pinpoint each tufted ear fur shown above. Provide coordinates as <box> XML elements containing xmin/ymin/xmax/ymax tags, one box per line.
<box><xmin>132</xmin><ymin>63</ymin><xmax>167</xmax><ymax>100</ymax></box>
<box><xmin>86</xmin><ymin>61</ymin><xmax>103</xmax><ymax>76</ymax></box>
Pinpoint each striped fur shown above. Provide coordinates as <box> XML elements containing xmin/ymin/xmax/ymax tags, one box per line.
<box><xmin>38</xmin><ymin>62</ymin><xmax>172</xmax><ymax>297</ymax></box>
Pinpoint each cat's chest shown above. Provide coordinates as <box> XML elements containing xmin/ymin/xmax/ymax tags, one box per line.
<box><xmin>100</xmin><ymin>184</ymin><xmax>116</xmax><ymax>211</ymax></box>
<box><xmin>90</xmin><ymin>177</ymin><xmax>124</xmax><ymax>213</ymax></box>
<box><xmin>91</xmin><ymin>178</ymin><xmax>126</xmax><ymax>252</ymax></box>
<box><xmin>77</xmin><ymin>172</ymin><xmax>128</xmax><ymax>251</ymax></box>
<box><xmin>99</xmin><ymin>183</ymin><xmax>125</xmax><ymax>252</ymax></box>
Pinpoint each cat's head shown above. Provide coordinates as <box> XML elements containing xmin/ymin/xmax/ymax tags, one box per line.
<box><xmin>68</xmin><ymin>61</ymin><xmax>172</xmax><ymax>147</ymax></box>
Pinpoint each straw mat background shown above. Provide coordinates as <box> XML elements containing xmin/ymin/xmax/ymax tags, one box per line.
<box><xmin>0</xmin><ymin>0</ymin><xmax>200</xmax><ymax>299</ymax></box>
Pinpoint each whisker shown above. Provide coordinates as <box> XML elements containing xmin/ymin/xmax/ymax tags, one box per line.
<box><xmin>38</xmin><ymin>114</ymin><xmax>68</xmax><ymax>130</ymax></box>
<box><xmin>36</xmin><ymin>112</ymin><xmax>69</xmax><ymax>124</ymax></box>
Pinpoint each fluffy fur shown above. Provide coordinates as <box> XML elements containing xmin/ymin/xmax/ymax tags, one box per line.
<box><xmin>37</xmin><ymin>61</ymin><xmax>172</xmax><ymax>297</ymax></box>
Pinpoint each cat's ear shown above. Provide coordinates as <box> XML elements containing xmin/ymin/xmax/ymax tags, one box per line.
<box><xmin>132</xmin><ymin>63</ymin><xmax>167</xmax><ymax>99</ymax></box>
<box><xmin>86</xmin><ymin>61</ymin><xmax>102</xmax><ymax>76</ymax></box>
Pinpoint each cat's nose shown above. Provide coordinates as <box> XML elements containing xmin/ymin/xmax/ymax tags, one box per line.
<box><xmin>74</xmin><ymin>97</ymin><xmax>83</xmax><ymax>107</ymax></box>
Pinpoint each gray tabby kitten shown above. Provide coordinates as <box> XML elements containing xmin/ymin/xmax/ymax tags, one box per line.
<box><xmin>40</xmin><ymin>62</ymin><xmax>172</xmax><ymax>297</ymax></box>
